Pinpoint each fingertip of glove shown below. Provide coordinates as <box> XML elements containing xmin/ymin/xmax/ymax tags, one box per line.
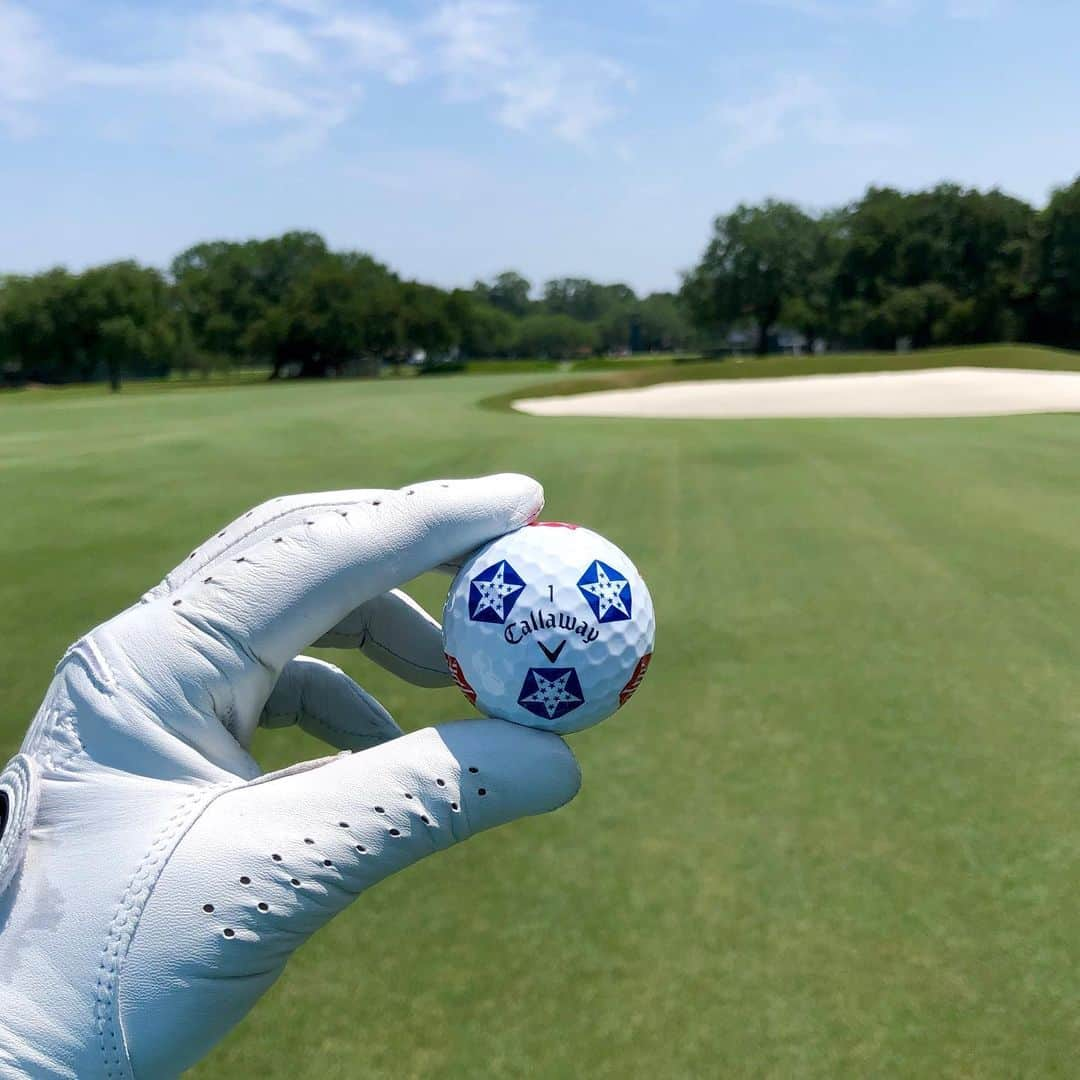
<box><xmin>485</xmin><ymin>473</ymin><xmax>545</xmax><ymax>527</ymax></box>
<box><xmin>531</xmin><ymin>728</ymin><xmax>582</xmax><ymax>811</ymax></box>
<box><xmin>428</xmin><ymin>474</ymin><xmax>544</xmax><ymax>530</ymax></box>
<box><xmin>434</xmin><ymin>718</ymin><xmax>580</xmax><ymax>821</ymax></box>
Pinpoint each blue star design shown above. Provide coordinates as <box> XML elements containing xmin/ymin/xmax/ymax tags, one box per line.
<box><xmin>468</xmin><ymin>560</ymin><xmax>526</xmax><ymax>624</ymax></box>
<box><xmin>517</xmin><ymin>667</ymin><xmax>585</xmax><ymax>721</ymax></box>
<box><xmin>577</xmin><ymin>560</ymin><xmax>632</xmax><ymax>622</ymax></box>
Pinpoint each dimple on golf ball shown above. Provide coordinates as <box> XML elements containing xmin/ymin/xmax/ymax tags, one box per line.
<box><xmin>442</xmin><ymin>522</ymin><xmax>655</xmax><ymax>733</ymax></box>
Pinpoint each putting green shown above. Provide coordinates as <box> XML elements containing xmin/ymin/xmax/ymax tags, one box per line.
<box><xmin>2</xmin><ymin>371</ymin><xmax>1079</xmax><ymax>1077</ymax></box>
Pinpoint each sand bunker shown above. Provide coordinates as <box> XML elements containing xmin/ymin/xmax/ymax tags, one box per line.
<box><xmin>513</xmin><ymin>367</ymin><xmax>1080</xmax><ymax>420</ymax></box>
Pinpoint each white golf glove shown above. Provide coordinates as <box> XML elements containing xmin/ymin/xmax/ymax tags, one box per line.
<box><xmin>0</xmin><ymin>475</ymin><xmax>580</xmax><ymax>1079</ymax></box>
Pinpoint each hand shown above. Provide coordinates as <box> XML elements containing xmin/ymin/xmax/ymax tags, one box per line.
<box><xmin>0</xmin><ymin>475</ymin><xmax>580</xmax><ymax>1079</ymax></box>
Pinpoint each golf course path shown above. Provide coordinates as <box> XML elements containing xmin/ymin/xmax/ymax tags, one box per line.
<box><xmin>514</xmin><ymin>366</ymin><xmax>1080</xmax><ymax>419</ymax></box>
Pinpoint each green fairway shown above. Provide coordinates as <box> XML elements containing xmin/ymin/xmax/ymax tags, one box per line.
<box><xmin>2</xmin><ymin>369</ymin><xmax>1080</xmax><ymax>1077</ymax></box>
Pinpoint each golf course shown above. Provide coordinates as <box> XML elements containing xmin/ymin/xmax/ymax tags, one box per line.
<box><xmin>3</xmin><ymin>351</ymin><xmax>1080</xmax><ymax>1077</ymax></box>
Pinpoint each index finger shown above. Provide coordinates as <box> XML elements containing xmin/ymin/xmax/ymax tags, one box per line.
<box><xmin>163</xmin><ymin>474</ymin><xmax>542</xmax><ymax>676</ymax></box>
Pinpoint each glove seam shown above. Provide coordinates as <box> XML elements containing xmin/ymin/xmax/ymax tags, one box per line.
<box><xmin>21</xmin><ymin>707</ymin><xmax>86</xmax><ymax>774</ymax></box>
<box><xmin>59</xmin><ymin>635</ymin><xmax>119</xmax><ymax>691</ymax></box>
<box><xmin>94</xmin><ymin>781</ymin><xmax>238</xmax><ymax>1079</ymax></box>
<box><xmin>44</xmin><ymin>713</ymin><xmax>85</xmax><ymax>773</ymax></box>
<box><xmin>150</xmin><ymin>497</ymin><xmax>375</xmax><ymax>598</ymax></box>
<box><xmin>364</xmin><ymin>630</ymin><xmax>449</xmax><ymax>678</ymax></box>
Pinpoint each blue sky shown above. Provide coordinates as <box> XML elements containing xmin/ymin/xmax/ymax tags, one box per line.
<box><xmin>1</xmin><ymin>0</ymin><xmax>1077</xmax><ymax>294</ymax></box>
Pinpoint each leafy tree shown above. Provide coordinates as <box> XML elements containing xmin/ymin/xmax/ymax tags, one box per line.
<box><xmin>835</xmin><ymin>185</ymin><xmax>1033</xmax><ymax>346</ymax></box>
<box><xmin>514</xmin><ymin>313</ymin><xmax>598</xmax><ymax>358</ymax></box>
<box><xmin>75</xmin><ymin>263</ymin><xmax>178</xmax><ymax>389</ymax></box>
<box><xmin>171</xmin><ymin>232</ymin><xmax>329</xmax><ymax>364</ymax></box>
<box><xmin>474</xmin><ymin>271</ymin><xmax>532</xmax><ymax>317</ymax></box>
<box><xmin>780</xmin><ymin>210</ymin><xmax>847</xmax><ymax>349</ymax></box>
<box><xmin>543</xmin><ymin>278</ymin><xmax>637</xmax><ymax>323</ymax></box>
<box><xmin>397</xmin><ymin>282</ymin><xmax>454</xmax><ymax>368</ymax></box>
<box><xmin>1026</xmin><ymin>176</ymin><xmax>1080</xmax><ymax>348</ymax></box>
<box><xmin>0</xmin><ymin>269</ymin><xmax>83</xmax><ymax>383</ymax></box>
<box><xmin>596</xmin><ymin>306</ymin><xmax>634</xmax><ymax>353</ymax></box>
<box><xmin>446</xmin><ymin>291</ymin><xmax>517</xmax><ymax>358</ymax></box>
<box><xmin>637</xmin><ymin>293</ymin><xmax>694</xmax><ymax>352</ymax></box>
<box><xmin>0</xmin><ymin>263</ymin><xmax>176</xmax><ymax>388</ymax></box>
<box><xmin>682</xmin><ymin>200</ymin><xmax>818</xmax><ymax>354</ymax></box>
<box><xmin>247</xmin><ymin>253</ymin><xmax>400</xmax><ymax>378</ymax></box>
<box><xmin>874</xmin><ymin>283</ymin><xmax>958</xmax><ymax>349</ymax></box>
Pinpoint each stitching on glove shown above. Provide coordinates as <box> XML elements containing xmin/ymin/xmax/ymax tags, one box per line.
<box><xmin>95</xmin><ymin>784</ymin><xmax>229</xmax><ymax>1078</ymax></box>
<box><xmin>39</xmin><ymin>713</ymin><xmax>85</xmax><ymax>773</ymax></box>
<box><xmin>243</xmin><ymin>754</ymin><xmax>341</xmax><ymax>787</ymax></box>
<box><xmin>364</xmin><ymin>631</ymin><xmax>448</xmax><ymax>677</ymax></box>
<box><xmin>307</xmin><ymin>714</ymin><xmax>394</xmax><ymax>748</ymax></box>
<box><xmin>163</xmin><ymin>497</ymin><xmax>375</xmax><ymax>590</ymax></box>
<box><xmin>0</xmin><ymin>755</ymin><xmax>39</xmax><ymax>898</ymax></box>
<box><xmin>61</xmin><ymin>635</ymin><xmax>119</xmax><ymax>692</ymax></box>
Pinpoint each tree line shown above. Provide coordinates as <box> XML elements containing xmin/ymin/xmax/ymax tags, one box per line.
<box><xmin>684</xmin><ymin>176</ymin><xmax>1080</xmax><ymax>355</ymax></box>
<box><xmin>1</xmin><ymin>175</ymin><xmax>1077</xmax><ymax>386</ymax></box>
<box><xmin>0</xmin><ymin>233</ymin><xmax>692</xmax><ymax>387</ymax></box>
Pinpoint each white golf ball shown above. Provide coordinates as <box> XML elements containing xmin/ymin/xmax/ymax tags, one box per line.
<box><xmin>442</xmin><ymin>522</ymin><xmax>655</xmax><ymax>733</ymax></box>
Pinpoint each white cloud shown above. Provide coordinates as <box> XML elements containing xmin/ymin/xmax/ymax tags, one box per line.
<box><xmin>318</xmin><ymin>13</ymin><xmax>420</xmax><ymax>86</ymax></box>
<box><xmin>426</xmin><ymin>0</ymin><xmax>631</xmax><ymax>143</ymax></box>
<box><xmin>75</xmin><ymin>7</ymin><xmax>345</xmax><ymax>146</ymax></box>
<box><xmin>10</xmin><ymin>0</ymin><xmax>628</xmax><ymax>151</ymax></box>
<box><xmin>0</xmin><ymin>1</ymin><xmax>55</xmax><ymax>136</ymax></box>
<box><xmin>718</xmin><ymin>73</ymin><xmax>906</xmax><ymax>161</ymax></box>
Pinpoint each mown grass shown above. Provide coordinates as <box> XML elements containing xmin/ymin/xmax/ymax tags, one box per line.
<box><xmin>1</xmin><ymin>363</ymin><xmax>1079</xmax><ymax>1077</ymax></box>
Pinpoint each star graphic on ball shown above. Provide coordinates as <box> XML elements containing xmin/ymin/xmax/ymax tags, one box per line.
<box><xmin>577</xmin><ymin>559</ymin><xmax>632</xmax><ymax>622</ymax></box>
<box><xmin>467</xmin><ymin>559</ymin><xmax>526</xmax><ymax>624</ymax></box>
<box><xmin>517</xmin><ymin>667</ymin><xmax>585</xmax><ymax>721</ymax></box>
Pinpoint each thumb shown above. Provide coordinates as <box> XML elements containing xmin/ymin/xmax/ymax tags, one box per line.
<box><xmin>117</xmin><ymin>721</ymin><xmax>580</xmax><ymax>1077</ymax></box>
<box><xmin>234</xmin><ymin>719</ymin><xmax>581</xmax><ymax>893</ymax></box>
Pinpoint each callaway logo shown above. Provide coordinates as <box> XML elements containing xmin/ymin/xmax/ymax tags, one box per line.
<box><xmin>502</xmin><ymin>607</ymin><xmax>599</xmax><ymax>646</ymax></box>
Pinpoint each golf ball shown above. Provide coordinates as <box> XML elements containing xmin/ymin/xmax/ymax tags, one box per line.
<box><xmin>442</xmin><ymin>522</ymin><xmax>655</xmax><ymax>733</ymax></box>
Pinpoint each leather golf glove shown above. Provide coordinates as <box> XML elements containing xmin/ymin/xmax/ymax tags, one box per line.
<box><xmin>0</xmin><ymin>474</ymin><xmax>580</xmax><ymax>1078</ymax></box>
